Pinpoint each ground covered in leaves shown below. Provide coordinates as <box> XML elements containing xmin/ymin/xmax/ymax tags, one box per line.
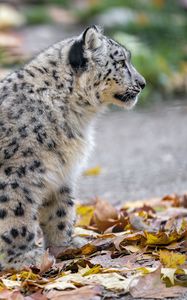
<box><xmin>0</xmin><ymin>194</ymin><xmax>187</xmax><ymax>299</ymax></box>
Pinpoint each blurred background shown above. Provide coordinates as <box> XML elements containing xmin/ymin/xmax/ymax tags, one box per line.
<box><xmin>0</xmin><ymin>0</ymin><xmax>187</xmax><ymax>204</ymax></box>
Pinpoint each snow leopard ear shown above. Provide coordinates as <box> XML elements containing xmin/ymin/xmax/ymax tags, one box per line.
<box><xmin>68</xmin><ymin>25</ymin><xmax>102</xmax><ymax>72</ymax></box>
<box><xmin>82</xmin><ymin>25</ymin><xmax>102</xmax><ymax>50</ymax></box>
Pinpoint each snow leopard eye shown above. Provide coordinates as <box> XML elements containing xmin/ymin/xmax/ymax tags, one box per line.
<box><xmin>118</xmin><ymin>60</ymin><xmax>126</xmax><ymax>68</ymax></box>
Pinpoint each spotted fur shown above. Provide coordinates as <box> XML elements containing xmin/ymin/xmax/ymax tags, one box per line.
<box><xmin>0</xmin><ymin>26</ymin><xmax>145</xmax><ymax>270</ymax></box>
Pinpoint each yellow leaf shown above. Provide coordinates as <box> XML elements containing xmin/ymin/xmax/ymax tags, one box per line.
<box><xmin>9</xmin><ymin>270</ymin><xmax>40</xmax><ymax>281</ymax></box>
<box><xmin>83</xmin><ymin>166</ymin><xmax>101</xmax><ymax>176</ymax></box>
<box><xmin>81</xmin><ymin>243</ymin><xmax>97</xmax><ymax>255</ymax></box>
<box><xmin>136</xmin><ymin>267</ymin><xmax>152</xmax><ymax>275</ymax></box>
<box><xmin>161</xmin><ymin>268</ymin><xmax>176</xmax><ymax>285</ymax></box>
<box><xmin>76</xmin><ymin>205</ymin><xmax>94</xmax><ymax>227</ymax></box>
<box><xmin>145</xmin><ymin>231</ymin><xmax>180</xmax><ymax>245</ymax></box>
<box><xmin>82</xmin><ymin>265</ymin><xmax>102</xmax><ymax>276</ymax></box>
<box><xmin>159</xmin><ymin>250</ymin><xmax>186</xmax><ymax>268</ymax></box>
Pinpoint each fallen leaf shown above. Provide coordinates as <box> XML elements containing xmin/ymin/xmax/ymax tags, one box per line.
<box><xmin>0</xmin><ymin>289</ymin><xmax>24</xmax><ymax>299</ymax></box>
<box><xmin>45</xmin><ymin>285</ymin><xmax>102</xmax><ymax>300</ymax></box>
<box><xmin>83</xmin><ymin>166</ymin><xmax>101</xmax><ymax>176</ymax></box>
<box><xmin>175</xmin><ymin>273</ymin><xmax>187</xmax><ymax>287</ymax></box>
<box><xmin>161</xmin><ymin>268</ymin><xmax>177</xmax><ymax>285</ymax></box>
<box><xmin>39</xmin><ymin>250</ymin><xmax>55</xmax><ymax>274</ymax></box>
<box><xmin>159</xmin><ymin>250</ymin><xmax>186</xmax><ymax>268</ymax></box>
<box><xmin>25</xmin><ymin>291</ymin><xmax>48</xmax><ymax>300</ymax></box>
<box><xmin>81</xmin><ymin>243</ymin><xmax>98</xmax><ymax>255</ymax></box>
<box><xmin>130</xmin><ymin>265</ymin><xmax>187</xmax><ymax>298</ymax></box>
<box><xmin>76</xmin><ymin>205</ymin><xmax>94</xmax><ymax>227</ymax></box>
<box><xmin>86</xmin><ymin>272</ymin><xmax>137</xmax><ymax>291</ymax></box>
<box><xmin>90</xmin><ymin>253</ymin><xmax>141</xmax><ymax>269</ymax></box>
<box><xmin>93</xmin><ymin>199</ymin><xmax>119</xmax><ymax>232</ymax></box>
<box><xmin>145</xmin><ymin>230</ymin><xmax>181</xmax><ymax>245</ymax></box>
<box><xmin>129</xmin><ymin>214</ymin><xmax>154</xmax><ymax>231</ymax></box>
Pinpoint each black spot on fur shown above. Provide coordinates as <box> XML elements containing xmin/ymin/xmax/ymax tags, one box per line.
<box><xmin>44</xmin><ymin>80</ymin><xmax>50</xmax><ymax>86</ymax></box>
<box><xmin>21</xmin><ymin>226</ymin><xmax>27</xmax><ymax>237</ymax></box>
<box><xmin>0</xmin><ymin>195</ymin><xmax>9</xmax><ymax>203</ymax></box>
<box><xmin>68</xmin><ymin>40</ymin><xmax>87</xmax><ymax>72</ymax></box>
<box><xmin>13</xmin><ymin>83</ymin><xmax>18</xmax><ymax>92</ymax></box>
<box><xmin>43</xmin><ymin>67</ymin><xmax>49</xmax><ymax>73</ymax></box>
<box><xmin>63</xmin><ymin>122</ymin><xmax>75</xmax><ymax>139</ymax></box>
<box><xmin>11</xmin><ymin>181</ymin><xmax>19</xmax><ymax>189</ymax></box>
<box><xmin>4</xmin><ymin>167</ymin><xmax>12</xmax><ymax>176</ymax></box>
<box><xmin>17</xmin><ymin>73</ymin><xmax>24</xmax><ymax>79</ymax></box>
<box><xmin>59</xmin><ymin>186</ymin><xmax>71</xmax><ymax>194</ymax></box>
<box><xmin>10</xmin><ymin>228</ymin><xmax>19</xmax><ymax>238</ymax></box>
<box><xmin>29</xmin><ymin>160</ymin><xmax>41</xmax><ymax>171</ymax></box>
<box><xmin>14</xmin><ymin>203</ymin><xmax>24</xmax><ymax>216</ymax></box>
<box><xmin>25</xmin><ymin>195</ymin><xmax>33</xmax><ymax>204</ymax></box>
<box><xmin>57</xmin><ymin>222</ymin><xmax>65</xmax><ymax>230</ymax></box>
<box><xmin>56</xmin><ymin>83</ymin><xmax>64</xmax><ymax>89</ymax></box>
<box><xmin>16</xmin><ymin>165</ymin><xmax>26</xmax><ymax>177</ymax></box>
<box><xmin>19</xmin><ymin>244</ymin><xmax>27</xmax><ymax>250</ymax></box>
<box><xmin>7</xmin><ymin>249</ymin><xmax>15</xmax><ymax>256</ymax></box>
<box><xmin>56</xmin><ymin>208</ymin><xmax>66</xmax><ymax>217</ymax></box>
<box><xmin>4</xmin><ymin>138</ymin><xmax>19</xmax><ymax>159</ymax></box>
<box><xmin>27</xmin><ymin>232</ymin><xmax>35</xmax><ymax>242</ymax></box>
<box><xmin>103</xmin><ymin>69</ymin><xmax>112</xmax><ymax>80</ymax></box>
<box><xmin>25</xmin><ymin>69</ymin><xmax>35</xmax><ymax>78</ymax></box>
<box><xmin>33</xmin><ymin>66</ymin><xmax>44</xmax><ymax>74</ymax></box>
<box><xmin>22</xmin><ymin>147</ymin><xmax>33</xmax><ymax>157</ymax></box>
<box><xmin>1</xmin><ymin>235</ymin><xmax>12</xmax><ymax>244</ymax></box>
<box><xmin>37</xmin><ymin>88</ymin><xmax>47</xmax><ymax>94</ymax></box>
<box><xmin>47</xmin><ymin>140</ymin><xmax>56</xmax><ymax>150</ymax></box>
<box><xmin>0</xmin><ymin>209</ymin><xmax>7</xmax><ymax>219</ymax></box>
<box><xmin>52</xmin><ymin>70</ymin><xmax>59</xmax><ymax>81</ymax></box>
<box><xmin>36</xmin><ymin>133</ymin><xmax>44</xmax><ymax>144</ymax></box>
<box><xmin>18</xmin><ymin>125</ymin><xmax>28</xmax><ymax>138</ymax></box>
<box><xmin>0</xmin><ymin>182</ymin><xmax>7</xmax><ymax>190</ymax></box>
<box><xmin>49</xmin><ymin>60</ymin><xmax>57</xmax><ymax>67</ymax></box>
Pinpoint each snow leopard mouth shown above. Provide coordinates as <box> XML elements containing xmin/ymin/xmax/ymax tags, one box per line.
<box><xmin>114</xmin><ymin>89</ymin><xmax>140</xmax><ymax>103</ymax></box>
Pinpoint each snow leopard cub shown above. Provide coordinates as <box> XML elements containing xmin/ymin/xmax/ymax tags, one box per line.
<box><xmin>0</xmin><ymin>26</ymin><xmax>145</xmax><ymax>270</ymax></box>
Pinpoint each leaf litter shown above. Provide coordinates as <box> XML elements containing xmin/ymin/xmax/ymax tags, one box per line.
<box><xmin>0</xmin><ymin>193</ymin><xmax>187</xmax><ymax>299</ymax></box>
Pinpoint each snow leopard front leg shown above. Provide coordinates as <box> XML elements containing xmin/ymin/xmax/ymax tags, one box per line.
<box><xmin>39</xmin><ymin>185</ymin><xmax>84</xmax><ymax>256</ymax></box>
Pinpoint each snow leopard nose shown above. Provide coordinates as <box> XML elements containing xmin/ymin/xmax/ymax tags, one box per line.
<box><xmin>135</xmin><ymin>76</ymin><xmax>146</xmax><ymax>90</ymax></box>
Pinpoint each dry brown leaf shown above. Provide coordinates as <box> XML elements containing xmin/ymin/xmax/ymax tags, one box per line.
<box><xmin>25</xmin><ymin>290</ymin><xmax>48</xmax><ymax>300</ymax></box>
<box><xmin>129</xmin><ymin>214</ymin><xmax>154</xmax><ymax>231</ymax></box>
<box><xmin>39</xmin><ymin>251</ymin><xmax>54</xmax><ymax>274</ymax></box>
<box><xmin>90</xmin><ymin>253</ymin><xmax>140</xmax><ymax>269</ymax></box>
<box><xmin>0</xmin><ymin>289</ymin><xmax>24</xmax><ymax>300</ymax></box>
<box><xmin>1</xmin><ymin>194</ymin><xmax>187</xmax><ymax>299</ymax></box>
<box><xmin>46</xmin><ymin>285</ymin><xmax>102</xmax><ymax>300</ymax></box>
<box><xmin>113</xmin><ymin>231</ymin><xmax>145</xmax><ymax>251</ymax></box>
<box><xmin>130</xmin><ymin>265</ymin><xmax>187</xmax><ymax>298</ymax></box>
<box><xmin>93</xmin><ymin>199</ymin><xmax>119</xmax><ymax>232</ymax></box>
